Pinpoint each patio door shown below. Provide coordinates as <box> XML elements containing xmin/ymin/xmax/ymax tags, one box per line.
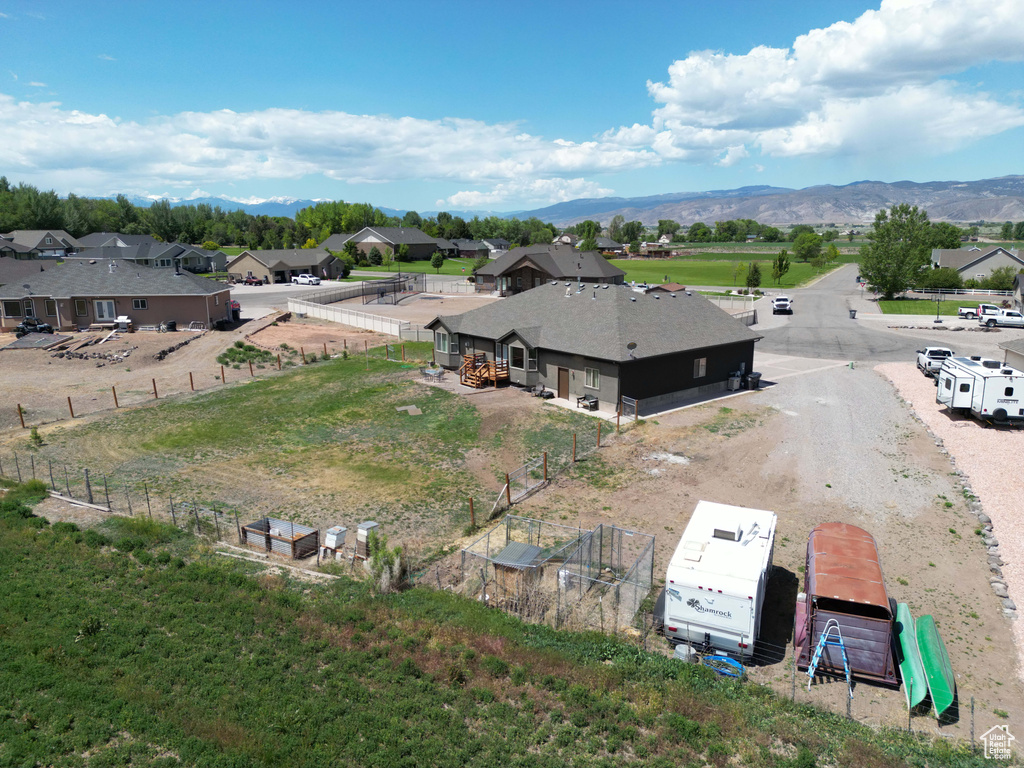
<box><xmin>557</xmin><ymin>367</ymin><xmax>569</xmax><ymax>399</ymax></box>
<box><xmin>94</xmin><ymin>300</ymin><xmax>116</xmax><ymax>321</ymax></box>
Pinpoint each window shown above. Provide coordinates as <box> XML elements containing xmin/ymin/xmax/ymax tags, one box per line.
<box><xmin>943</xmin><ymin>378</ymin><xmax>951</xmax><ymax>390</ymax></box>
<box><xmin>434</xmin><ymin>331</ymin><xmax>449</xmax><ymax>353</ymax></box>
<box><xmin>214</xmin><ymin>295</ymin><xmax>219</xmax><ymax>305</ymax></box>
<box><xmin>510</xmin><ymin>346</ymin><xmax>525</xmax><ymax>370</ymax></box>
<box><xmin>132</xmin><ymin>299</ymin><xmax>148</xmax><ymax>311</ymax></box>
<box><xmin>44</xmin><ymin>299</ymin><xmax>57</xmax><ymax>317</ymax></box>
<box><xmin>1006</xmin><ymin>387</ymin><xmax>1015</xmax><ymax>397</ymax></box>
<box><xmin>496</xmin><ymin>343</ymin><xmax>509</xmax><ymax>362</ymax></box>
<box><xmin>516</xmin><ymin>276</ymin><xmax>522</xmax><ymax>288</ymax></box>
<box><xmin>476</xmin><ymin>275</ymin><xmax>483</xmax><ymax>284</ymax></box>
<box><xmin>157</xmin><ymin>258</ymin><xmax>172</xmax><ymax>267</ymax></box>
<box><xmin>959</xmin><ymin>383</ymin><xmax>970</xmax><ymax>393</ymax></box>
<box><xmin>694</xmin><ymin>357</ymin><xmax>707</xmax><ymax>378</ymax></box>
<box><xmin>585</xmin><ymin>367</ymin><xmax>600</xmax><ymax>389</ymax></box>
<box><xmin>24</xmin><ymin>300</ymin><xmax>34</xmax><ymax>316</ymax></box>
<box><xmin>45</xmin><ymin>237</ymin><xmax>52</xmax><ymax>244</ymax></box>
<box><xmin>528</xmin><ymin>348</ymin><xmax>538</xmax><ymax>371</ymax></box>
<box><xmin>75</xmin><ymin>299</ymin><xmax>88</xmax><ymax>317</ymax></box>
<box><xmin>2</xmin><ymin>300</ymin><xmax>21</xmax><ymax>317</ymax></box>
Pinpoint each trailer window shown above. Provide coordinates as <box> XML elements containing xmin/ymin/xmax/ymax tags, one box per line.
<box><xmin>943</xmin><ymin>378</ymin><xmax>951</xmax><ymax>390</ymax></box>
<box><xmin>1006</xmin><ymin>387</ymin><xmax>1014</xmax><ymax>397</ymax></box>
<box><xmin>959</xmin><ymin>383</ymin><xmax>970</xmax><ymax>392</ymax></box>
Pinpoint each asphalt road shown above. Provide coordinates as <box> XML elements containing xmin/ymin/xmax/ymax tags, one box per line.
<box><xmin>756</xmin><ymin>264</ymin><xmax>923</xmax><ymax>362</ymax></box>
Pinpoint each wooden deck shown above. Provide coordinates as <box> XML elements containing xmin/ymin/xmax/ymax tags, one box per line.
<box><xmin>459</xmin><ymin>353</ymin><xmax>510</xmax><ymax>388</ymax></box>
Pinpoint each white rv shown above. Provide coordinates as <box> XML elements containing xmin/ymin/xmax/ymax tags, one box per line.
<box><xmin>935</xmin><ymin>356</ymin><xmax>1024</xmax><ymax>424</ymax></box>
<box><xmin>664</xmin><ymin>500</ymin><xmax>777</xmax><ymax>660</ymax></box>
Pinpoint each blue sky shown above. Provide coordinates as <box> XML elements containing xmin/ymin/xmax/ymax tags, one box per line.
<box><xmin>2</xmin><ymin>0</ymin><xmax>1023</xmax><ymax>213</ymax></box>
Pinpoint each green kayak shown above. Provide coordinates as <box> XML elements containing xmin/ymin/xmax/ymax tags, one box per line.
<box><xmin>895</xmin><ymin>603</ymin><xmax>927</xmax><ymax>710</ymax></box>
<box><xmin>917</xmin><ymin>614</ymin><xmax>955</xmax><ymax>718</ymax></box>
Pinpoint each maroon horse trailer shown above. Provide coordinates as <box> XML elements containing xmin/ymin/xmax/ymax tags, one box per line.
<box><xmin>796</xmin><ymin>523</ymin><xmax>897</xmax><ymax>687</ymax></box>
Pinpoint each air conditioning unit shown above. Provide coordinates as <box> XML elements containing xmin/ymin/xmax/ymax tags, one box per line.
<box><xmin>727</xmin><ymin>376</ymin><xmax>742</xmax><ymax>391</ymax></box>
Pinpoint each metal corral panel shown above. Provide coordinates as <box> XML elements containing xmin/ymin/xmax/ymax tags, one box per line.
<box><xmin>492</xmin><ymin>542</ymin><xmax>543</xmax><ymax>570</ymax></box>
<box><xmin>242</xmin><ymin>517</ymin><xmax>318</xmax><ymax>559</ymax></box>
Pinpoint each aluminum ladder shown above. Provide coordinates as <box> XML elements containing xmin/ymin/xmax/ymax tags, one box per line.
<box><xmin>806</xmin><ymin>618</ymin><xmax>853</xmax><ymax>698</ymax></box>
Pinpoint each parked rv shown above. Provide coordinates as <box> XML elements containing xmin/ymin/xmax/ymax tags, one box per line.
<box><xmin>663</xmin><ymin>500</ymin><xmax>777</xmax><ymax>660</ymax></box>
<box><xmin>935</xmin><ymin>356</ymin><xmax>1024</xmax><ymax>424</ymax></box>
<box><xmin>957</xmin><ymin>303</ymin><xmax>1001</xmax><ymax>319</ymax></box>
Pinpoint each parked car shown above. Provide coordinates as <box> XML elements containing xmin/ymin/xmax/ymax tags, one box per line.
<box><xmin>292</xmin><ymin>274</ymin><xmax>321</xmax><ymax>285</ymax></box>
<box><xmin>15</xmin><ymin>317</ymin><xmax>54</xmax><ymax>338</ymax></box>
<box><xmin>241</xmin><ymin>275</ymin><xmax>263</xmax><ymax>286</ymax></box>
<box><xmin>772</xmin><ymin>296</ymin><xmax>793</xmax><ymax>314</ymax></box>
<box><xmin>980</xmin><ymin>310</ymin><xmax>1024</xmax><ymax>328</ymax></box>
<box><xmin>957</xmin><ymin>303</ymin><xmax>1001</xmax><ymax>319</ymax></box>
<box><xmin>916</xmin><ymin>347</ymin><xmax>954</xmax><ymax>376</ymax></box>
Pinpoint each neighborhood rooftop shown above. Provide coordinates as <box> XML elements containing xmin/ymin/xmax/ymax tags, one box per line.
<box><xmin>0</xmin><ymin>259</ymin><xmax>228</xmax><ymax>298</ymax></box>
<box><xmin>475</xmin><ymin>244</ymin><xmax>625</xmax><ymax>281</ymax></box>
<box><xmin>432</xmin><ymin>282</ymin><xmax>760</xmax><ymax>362</ymax></box>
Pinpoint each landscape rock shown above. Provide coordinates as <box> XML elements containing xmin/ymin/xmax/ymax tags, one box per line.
<box><xmin>994</xmin><ymin>583</ymin><xmax>1010</xmax><ymax>598</ymax></box>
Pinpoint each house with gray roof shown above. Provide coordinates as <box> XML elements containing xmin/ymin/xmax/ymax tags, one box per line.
<box><xmin>426</xmin><ymin>282</ymin><xmax>761</xmax><ymax>412</ymax></box>
<box><xmin>930</xmin><ymin>246</ymin><xmax>1024</xmax><ymax>279</ymax></box>
<box><xmin>999</xmin><ymin>336</ymin><xmax>1024</xmax><ymax>372</ymax></box>
<box><xmin>226</xmin><ymin>248</ymin><xmax>340</xmax><ymax>284</ymax></box>
<box><xmin>594</xmin><ymin>236</ymin><xmax>624</xmax><ymax>254</ymax></box>
<box><xmin>473</xmin><ymin>244</ymin><xmax>625</xmax><ymax>295</ymax></box>
<box><xmin>77</xmin><ymin>232</ymin><xmax>160</xmax><ymax>249</ymax></box>
<box><xmin>0</xmin><ymin>237</ymin><xmax>42</xmax><ymax>259</ymax></box>
<box><xmin>321</xmin><ymin>226</ymin><xmax>441</xmax><ymax>260</ymax></box>
<box><xmin>1</xmin><ymin>230</ymin><xmax>81</xmax><ymax>258</ymax></box>
<box><xmin>0</xmin><ymin>259</ymin><xmax>231</xmax><ymax>332</ymax></box>
<box><xmin>67</xmin><ymin>243</ymin><xmax>227</xmax><ymax>273</ymax></box>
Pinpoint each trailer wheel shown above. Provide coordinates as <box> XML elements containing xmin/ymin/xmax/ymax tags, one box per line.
<box><xmin>994</xmin><ymin>408</ymin><xmax>1008</xmax><ymax>422</ymax></box>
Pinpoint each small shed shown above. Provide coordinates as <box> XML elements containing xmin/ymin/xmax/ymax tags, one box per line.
<box><xmin>241</xmin><ymin>517</ymin><xmax>319</xmax><ymax>559</ymax></box>
<box><xmin>797</xmin><ymin>523</ymin><xmax>897</xmax><ymax>687</ymax></box>
<box><xmin>491</xmin><ymin>541</ymin><xmax>544</xmax><ymax>600</ymax></box>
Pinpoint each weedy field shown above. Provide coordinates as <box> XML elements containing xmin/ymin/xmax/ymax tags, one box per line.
<box><xmin>19</xmin><ymin>342</ymin><xmax>606</xmax><ymax>545</ymax></box>
<box><xmin>0</xmin><ymin>483</ymin><xmax>994</xmax><ymax>768</ymax></box>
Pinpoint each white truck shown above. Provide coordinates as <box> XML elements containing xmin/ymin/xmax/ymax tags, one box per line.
<box><xmin>957</xmin><ymin>303</ymin><xmax>1001</xmax><ymax>319</ymax></box>
<box><xmin>663</xmin><ymin>500</ymin><xmax>777</xmax><ymax>660</ymax></box>
<box><xmin>936</xmin><ymin>356</ymin><xmax>1024</xmax><ymax>424</ymax></box>
<box><xmin>916</xmin><ymin>347</ymin><xmax>954</xmax><ymax>376</ymax></box>
<box><xmin>979</xmin><ymin>309</ymin><xmax>1024</xmax><ymax>328</ymax></box>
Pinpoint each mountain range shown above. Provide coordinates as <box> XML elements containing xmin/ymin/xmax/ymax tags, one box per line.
<box><xmin>110</xmin><ymin>175</ymin><xmax>1024</xmax><ymax>227</ymax></box>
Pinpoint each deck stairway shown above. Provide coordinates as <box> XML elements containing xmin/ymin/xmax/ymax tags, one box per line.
<box><xmin>460</xmin><ymin>353</ymin><xmax>510</xmax><ymax>388</ymax></box>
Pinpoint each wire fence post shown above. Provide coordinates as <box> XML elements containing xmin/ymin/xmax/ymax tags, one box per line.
<box><xmin>469</xmin><ymin>496</ymin><xmax>475</xmax><ymax>528</ymax></box>
<box><xmin>14</xmin><ymin>453</ymin><xmax>21</xmax><ymax>483</ymax></box>
<box><xmin>63</xmin><ymin>464</ymin><xmax>70</xmax><ymax>496</ymax></box>
<box><xmin>152</xmin><ymin>378</ymin><xmax>158</xmax><ymax>399</ymax></box>
<box><xmin>169</xmin><ymin>494</ymin><xmax>177</xmax><ymax>526</ymax></box>
<box><xmin>249</xmin><ymin>360</ymin><xmax>254</xmax><ymax>377</ymax></box>
<box><xmin>505</xmin><ymin>474</ymin><xmax>512</xmax><ymax>507</ymax></box>
<box><xmin>192</xmin><ymin>497</ymin><xmax>201</xmax><ymax>534</ymax></box>
<box><xmin>84</xmin><ymin>468</ymin><xmax>93</xmax><ymax>504</ymax></box>
<box><xmin>190</xmin><ymin>371</ymin><xmax>195</xmax><ymax>391</ymax></box>
<box><xmin>543</xmin><ymin>452</ymin><xmax>548</xmax><ymax>481</ymax></box>
<box><xmin>213</xmin><ymin>504</ymin><xmax>221</xmax><ymax>539</ymax></box>
<box><xmin>104</xmin><ymin>476</ymin><xmax>111</xmax><ymax>509</ymax></box>
<box><xmin>18</xmin><ymin>404</ymin><xmax>25</xmax><ymax>429</ymax></box>
<box><xmin>144</xmin><ymin>481</ymin><xmax>152</xmax><ymax>519</ymax></box>
<box><xmin>301</xmin><ymin>346</ymin><xmax>307</xmax><ymax>364</ymax></box>
<box><xmin>112</xmin><ymin>385</ymin><xmax>119</xmax><ymax>408</ymax></box>
<box><xmin>124</xmin><ymin>484</ymin><xmax>133</xmax><ymax>516</ymax></box>
<box><xmin>48</xmin><ymin>459</ymin><xmax>56</xmax><ymax>491</ymax></box>
<box><xmin>67</xmin><ymin>396</ymin><xmax>75</xmax><ymax>419</ymax></box>
<box><xmin>221</xmin><ymin>365</ymin><xmax>226</xmax><ymax>384</ymax></box>
<box><xmin>597</xmin><ymin>422</ymin><xmax>602</xmax><ymax>448</ymax></box>
<box><xmin>572</xmin><ymin>433</ymin><xmax>577</xmax><ymax>462</ymax></box>
<box><xmin>30</xmin><ymin>454</ymin><xmax>35</xmax><ymax>481</ymax></box>
<box><xmin>235</xmin><ymin>510</ymin><xmax>242</xmax><ymax>543</ymax></box>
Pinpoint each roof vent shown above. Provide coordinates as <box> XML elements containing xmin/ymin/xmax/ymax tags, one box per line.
<box><xmin>630</xmin><ymin>296</ymin><xmax>636</xmax><ymax>302</ymax></box>
<box><xmin>970</xmin><ymin>356</ymin><xmax>982</xmax><ymax>361</ymax></box>
<box><xmin>686</xmin><ymin>291</ymin><xmax>692</xmax><ymax>296</ymax></box>
<box><xmin>602</xmin><ymin>284</ymin><xmax>608</xmax><ymax>289</ymax></box>
<box><xmin>670</xmin><ymin>293</ymin><xmax>676</xmax><ymax>297</ymax></box>
<box><xmin>1002</xmin><ymin>369</ymin><xmax>1014</xmax><ymax>375</ymax></box>
<box><xmin>653</xmin><ymin>294</ymin><xmax>659</xmax><ymax>299</ymax></box>
<box><xmin>982</xmin><ymin>360</ymin><xmax>1001</xmax><ymax>369</ymax></box>
<box><xmin>592</xmin><ymin>291</ymin><xmax>596</xmax><ymax>299</ymax></box>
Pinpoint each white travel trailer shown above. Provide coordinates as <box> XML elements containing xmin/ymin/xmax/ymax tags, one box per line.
<box><xmin>664</xmin><ymin>500</ymin><xmax>777</xmax><ymax>660</ymax></box>
<box><xmin>935</xmin><ymin>356</ymin><xmax>1024</xmax><ymax>424</ymax></box>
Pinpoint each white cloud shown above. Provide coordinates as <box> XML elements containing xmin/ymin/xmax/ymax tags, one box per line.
<box><xmin>637</xmin><ymin>0</ymin><xmax>1024</xmax><ymax>164</ymax></box>
<box><xmin>443</xmin><ymin>178</ymin><xmax>614</xmax><ymax>208</ymax></box>
<box><xmin>98</xmin><ymin>54</ymin><xmax>116</xmax><ymax>61</ymax></box>
<box><xmin>28</xmin><ymin>81</ymin><xmax>46</xmax><ymax>87</ymax></box>
<box><xmin>0</xmin><ymin>96</ymin><xmax>650</xmax><ymax>205</ymax></box>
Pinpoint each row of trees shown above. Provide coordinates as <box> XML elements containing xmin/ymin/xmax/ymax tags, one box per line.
<box><xmin>0</xmin><ymin>177</ymin><xmax>559</xmax><ymax>252</ymax></box>
<box><xmin>999</xmin><ymin>221</ymin><xmax>1024</xmax><ymax>240</ymax></box>
<box><xmin>859</xmin><ymin>205</ymin><xmax>1017</xmax><ymax>298</ymax></box>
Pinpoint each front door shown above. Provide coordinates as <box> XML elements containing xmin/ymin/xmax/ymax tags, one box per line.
<box><xmin>94</xmin><ymin>300</ymin><xmax>116</xmax><ymax>321</ymax></box>
<box><xmin>557</xmin><ymin>367</ymin><xmax>569</xmax><ymax>400</ymax></box>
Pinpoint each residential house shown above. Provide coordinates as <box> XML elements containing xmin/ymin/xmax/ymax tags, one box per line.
<box><xmin>321</xmin><ymin>227</ymin><xmax>441</xmax><ymax>260</ymax></box>
<box><xmin>0</xmin><ymin>237</ymin><xmax>42</xmax><ymax>259</ymax></box>
<box><xmin>930</xmin><ymin>246</ymin><xmax>1024</xmax><ymax>280</ymax></box>
<box><xmin>427</xmin><ymin>282</ymin><xmax>761</xmax><ymax>413</ymax></box>
<box><xmin>1</xmin><ymin>230</ymin><xmax>81</xmax><ymax>258</ymax></box>
<box><xmin>640</xmin><ymin>242</ymin><xmax>675</xmax><ymax>258</ymax></box>
<box><xmin>226</xmin><ymin>249</ymin><xmax>340</xmax><ymax>284</ymax></box>
<box><xmin>553</xmin><ymin>233</ymin><xmax>579</xmax><ymax>246</ymax></box>
<box><xmin>0</xmin><ymin>255</ymin><xmax>51</xmax><ymax>287</ymax></box>
<box><xmin>481</xmin><ymin>238</ymin><xmax>511</xmax><ymax>256</ymax></box>
<box><xmin>593</xmin><ymin>236</ymin><xmax>624</xmax><ymax>255</ymax></box>
<box><xmin>77</xmin><ymin>232</ymin><xmax>160</xmax><ymax>249</ymax></box>
<box><xmin>472</xmin><ymin>244</ymin><xmax>625</xmax><ymax>294</ymax></box>
<box><xmin>433</xmin><ymin>237</ymin><xmax>459</xmax><ymax>257</ymax></box>
<box><xmin>0</xmin><ymin>259</ymin><xmax>231</xmax><ymax>332</ymax></box>
<box><xmin>999</xmin><ymin>337</ymin><xmax>1024</xmax><ymax>372</ymax></box>
<box><xmin>67</xmin><ymin>244</ymin><xmax>227</xmax><ymax>273</ymax></box>
<box><xmin>452</xmin><ymin>239</ymin><xmax>490</xmax><ymax>259</ymax></box>
<box><xmin>646</xmin><ymin>282</ymin><xmax>688</xmax><ymax>294</ymax></box>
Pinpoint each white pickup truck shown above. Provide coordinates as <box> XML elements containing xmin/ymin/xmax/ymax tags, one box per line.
<box><xmin>957</xmin><ymin>303</ymin><xmax>1001</xmax><ymax>319</ymax></box>
<box><xmin>916</xmin><ymin>347</ymin><xmax>954</xmax><ymax>376</ymax></box>
<box><xmin>979</xmin><ymin>309</ymin><xmax>1024</xmax><ymax>328</ymax></box>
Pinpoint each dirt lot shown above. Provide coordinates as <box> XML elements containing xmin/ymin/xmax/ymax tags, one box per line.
<box><xmin>2</xmin><ymin>315</ymin><xmax>1020</xmax><ymax>741</ymax></box>
<box><xmin>334</xmin><ymin>292</ymin><xmax>498</xmax><ymax>324</ymax></box>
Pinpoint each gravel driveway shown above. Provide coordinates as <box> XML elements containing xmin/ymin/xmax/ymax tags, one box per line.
<box><xmin>879</xmin><ymin>362</ymin><xmax>1023</xmax><ymax>681</ymax></box>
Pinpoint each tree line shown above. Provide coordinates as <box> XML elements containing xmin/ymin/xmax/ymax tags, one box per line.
<box><xmin>0</xmin><ymin>178</ymin><xmax>558</xmax><ymax>251</ymax></box>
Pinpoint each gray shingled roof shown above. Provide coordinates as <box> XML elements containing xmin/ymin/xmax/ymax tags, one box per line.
<box><xmin>475</xmin><ymin>244</ymin><xmax>625</xmax><ymax>281</ymax></box>
<box><xmin>429</xmin><ymin>282</ymin><xmax>760</xmax><ymax>362</ymax></box>
<box><xmin>66</xmin><ymin>243</ymin><xmax>219</xmax><ymax>263</ymax></box>
<box><xmin>998</xmin><ymin>338</ymin><xmax>1024</xmax><ymax>356</ymax></box>
<box><xmin>0</xmin><ymin>259</ymin><xmax>228</xmax><ymax>299</ymax></box>
<box><xmin>77</xmin><ymin>232</ymin><xmax>160</xmax><ymax>248</ymax></box>
<box><xmin>228</xmin><ymin>249</ymin><xmax>335</xmax><ymax>269</ymax></box>
<box><xmin>0</xmin><ymin>256</ymin><xmax>51</xmax><ymax>287</ymax></box>
<box><xmin>3</xmin><ymin>230</ymin><xmax>81</xmax><ymax>249</ymax></box>
<box><xmin>931</xmin><ymin>246</ymin><xmax>1022</xmax><ymax>271</ymax></box>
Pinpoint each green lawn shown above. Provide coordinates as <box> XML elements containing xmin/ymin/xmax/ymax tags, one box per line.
<box><xmin>877</xmin><ymin>298</ymin><xmax>963</xmax><ymax>316</ymax></box>
<box><xmin>0</xmin><ymin>489</ymin><xmax>988</xmax><ymax>768</ymax></box>
<box><xmin>355</xmin><ymin>257</ymin><xmax>486</xmax><ymax>277</ymax></box>
<box><xmin>609</xmin><ymin>259</ymin><xmax>837</xmax><ymax>288</ymax></box>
